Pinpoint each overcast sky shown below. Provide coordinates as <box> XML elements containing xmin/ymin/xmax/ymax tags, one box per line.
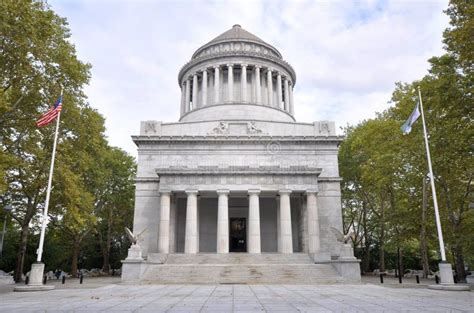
<box><xmin>50</xmin><ymin>0</ymin><xmax>450</xmax><ymax>157</ymax></box>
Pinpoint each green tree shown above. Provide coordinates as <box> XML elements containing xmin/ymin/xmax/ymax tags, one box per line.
<box><xmin>0</xmin><ymin>0</ymin><xmax>91</xmax><ymax>281</ymax></box>
<box><xmin>93</xmin><ymin>147</ymin><xmax>135</xmax><ymax>273</ymax></box>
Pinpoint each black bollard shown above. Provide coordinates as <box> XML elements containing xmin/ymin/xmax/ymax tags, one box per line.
<box><xmin>454</xmin><ymin>275</ymin><xmax>457</xmax><ymax>283</ymax></box>
<box><xmin>25</xmin><ymin>276</ymin><xmax>29</xmax><ymax>285</ymax></box>
<box><xmin>80</xmin><ymin>274</ymin><xmax>83</xmax><ymax>284</ymax></box>
<box><xmin>43</xmin><ymin>275</ymin><xmax>47</xmax><ymax>285</ymax></box>
<box><xmin>416</xmin><ymin>275</ymin><xmax>420</xmax><ymax>284</ymax></box>
<box><xmin>62</xmin><ymin>276</ymin><xmax>66</xmax><ymax>284</ymax></box>
<box><xmin>435</xmin><ymin>275</ymin><xmax>439</xmax><ymax>284</ymax></box>
<box><xmin>399</xmin><ymin>275</ymin><xmax>402</xmax><ymax>284</ymax></box>
<box><xmin>380</xmin><ymin>274</ymin><xmax>384</xmax><ymax>284</ymax></box>
<box><xmin>112</xmin><ymin>269</ymin><xmax>115</xmax><ymax>277</ymax></box>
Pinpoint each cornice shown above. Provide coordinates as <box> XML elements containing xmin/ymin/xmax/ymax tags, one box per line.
<box><xmin>132</xmin><ymin>135</ymin><xmax>344</xmax><ymax>146</ymax></box>
<box><xmin>155</xmin><ymin>165</ymin><xmax>323</xmax><ymax>176</ymax></box>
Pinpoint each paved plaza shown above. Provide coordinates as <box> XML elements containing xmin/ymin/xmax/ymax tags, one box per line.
<box><xmin>0</xmin><ymin>277</ymin><xmax>472</xmax><ymax>312</ymax></box>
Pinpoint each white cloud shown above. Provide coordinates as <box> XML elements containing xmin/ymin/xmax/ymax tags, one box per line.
<box><xmin>50</xmin><ymin>0</ymin><xmax>450</xmax><ymax>157</ymax></box>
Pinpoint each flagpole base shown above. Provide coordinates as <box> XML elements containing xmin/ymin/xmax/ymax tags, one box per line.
<box><xmin>14</xmin><ymin>262</ymin><xmax>55</xmax><ymax>292</ymax></box>
<box><xmin>427</xmin><ymin>262</ymin><xmax>470</xmax><ymax>291</ymax></box>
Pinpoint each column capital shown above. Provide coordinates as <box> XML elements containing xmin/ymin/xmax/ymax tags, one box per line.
<box><xmin>216</xmin><ymin>189</ymin><xmax>229</xmax><ymax>195</ymax></box>
<box><xmin>213</xmin><ymin>65</ymin><xmax>220</xmax><ymax>69</ymax></box>
<box><xmin>201</xmin><ymin>68</ymin><xmax>208</xmax><ymax>73</ymax></box>
<box><xmin>305</xmin><ymin>189</ymin><xmax>319</xmax><ymax>195</ymax></box>
<box><xmin>254</xmin><ymin>65</ymin><xmax>262</xmax><ymax>69</ymax></box>
<box><xmin>241</xmin><ymin>63</ymin><xmax>248</xmax><ymax>67</ymax></box>
<box><xmin>278</xmin><ymin>189</ymin><xmax>292</xmax><ymax>195</ymax></box>
<box><xmin>248</xmin><ymin>189</ymin><xmax>261</xmax><ymax>195</ymax></box>
<box><xmin>159</xmin><ymin>190</ymin><xmax>171</xmax><ymax>196</ymax></box>
<box><xmin>266</xmin><ymin>67</ymin><xmax>273</xmax><ymax>73</ymax></box>
<box><xmin>227</xmin><ymin>63</ymin><xmax>234</xmax><ymax>67</ymax></box>
<box><xmin>185</xmin><ymin>190</ymin><xmax>198</xmax><ymax>195</ymax></box>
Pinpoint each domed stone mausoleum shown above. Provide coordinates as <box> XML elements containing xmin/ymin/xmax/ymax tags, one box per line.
<box><xmin>122</xmin><ymin>25</ymin><xmax>361</xmax><ymax>283</ymax></box>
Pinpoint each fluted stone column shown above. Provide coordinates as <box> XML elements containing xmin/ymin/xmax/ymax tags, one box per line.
<box><xmin>202</xmin><ymin>69</ymin><xmax>208</xmax><ymax>107</ymax></box>
<box><xmin>241</xmin><ymin>64</ymin><xmax>247</xmax><ymax>102</ymax></box>
<box><xmin>276</xmin><ymin>196</ymin><xmax>282</xmax><ymax>253</ymax></box>
<box><xmin>217</xmin><ymin>189</ymin><xmax>229</xmax><ymax>253</ymax></box>
<box><xmin>284</xmin><ymin>78</ymin><xmax>289</xmax><ymax>112</ymax></box>
<box><xmin>279</xmin><ymin>190</ymin><xmax>293</xmax><ymax>253</ymax></box>
<box><xmin>255</xmin><ymin>66</ymin><xmax>262</xmax><ymax>104</ymax></box>
<box><xmin>169</xmin><ymin>196</ymin><xmax>177</xmax><ymax>253</ymax></box>
<box><xmin>248</xmin><ymin>189</ymin><xmax>261</xmax><ymax>253</ymax></box>
<box><xmin>289</xmin><ymin>82</ymin><xmax>294</xmax><ymax>115</ymax></box>
<box><xmin>180</xmin><ymin>83</ymin><xmax>186</xmax><ymax>116</ymax></box>
<box><xmin>185</xmin><ymin>78</ymin><xmax>191</xmax><ymax>112</ymax></box>
<box><xmin>192</xmin><ymin>73</ymin><xmax>198</xmax><ymax>109</ymax></box>
<box><xmin>227</xmin><ymin>64</ymin><xmax>234</xmax><ymax>102</ymax></box>
<box><xmin>184</xmin><ymin>190</ymin><xmax>198</xmax><ymax>254</ymax></box>
<box><xmin>158</xmin><ymin>191</ymin><xmax>171</xmax><ymax>253</ymax></box>
<box><xmin>306</xmin><ymin>190</ymin><xmax>321</xmax><ymax>254</ymax></box>
<box><xmin>214</xmin><ymin>66</ymin><xmax>220</xmax><ymax>104</ymax></box>
<box><xmin>267</xmin><ymin>69</ymin><xmax>273</xmax><ymax>107</ymax></box>
<box><xmin>276</xmin><ymin>73</ymin><xmax>283</xmax><ymax>110</ymax></box>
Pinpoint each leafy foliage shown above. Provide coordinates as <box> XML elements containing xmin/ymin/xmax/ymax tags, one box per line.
<box><xmin>0</xmin><ymin>1</ymin><xmax>136</xmax><ymax>280</ymax></box>
<box><xmin>340</xmin><ymin>0</ymin><xmax>473</xmax><ymax>281</ymax></box>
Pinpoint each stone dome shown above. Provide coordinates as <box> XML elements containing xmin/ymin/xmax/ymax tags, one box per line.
<box><xmin>178</xmin><ymin>25</ymin><xmax>297</xmax><ymax>123</ymax></box>
<box><xmin>191</xmin><ymin>24</ymin><xmax>283</xmax><ymax>60</ymax></box>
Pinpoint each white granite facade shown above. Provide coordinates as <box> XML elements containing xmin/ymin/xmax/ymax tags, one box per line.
<box><xmin>123</xmin><ymin>25</ymin><xmax>360</xmax><ymax>283</ymax></box>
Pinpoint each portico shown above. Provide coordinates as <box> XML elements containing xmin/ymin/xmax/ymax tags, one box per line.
<box><xmin>156</xmin><ymin>187</ymin><xmax>321</xmax><ymax>255</ymax></box>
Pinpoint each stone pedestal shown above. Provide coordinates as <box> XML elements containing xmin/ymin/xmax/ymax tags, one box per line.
<box><xmin>428</xmin><ymin>262</ymin><xmax>470</xmax><ymax>291</ymax></box>
<box><xmin>14</xmin><ymin>262</ymin><xmax>55</xmax><ymax>292</ymax></box>
<box><xmin>340</xmin><ymin>244</ymin><xmax>357</xmax><ymax>260</ymax></box>
<box><xmin>121</xmin><ymin>245</ymin><xmax>145</xmax><ymax>282</ymax></box>
<box><xmin>126</xmin><ymin>245</ymin><xmax>143</xmax><ymax>260</ymax></box>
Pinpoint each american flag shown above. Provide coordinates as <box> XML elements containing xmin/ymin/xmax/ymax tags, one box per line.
<box><xmin>36</xmin><ymin>96</ymin><xmax>62</xmax><ymax>127</ymax></box>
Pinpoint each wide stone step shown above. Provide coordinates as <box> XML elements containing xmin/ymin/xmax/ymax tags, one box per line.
<box><xmin>141</xmin><ymin>263</ymin><xmax>342</xmax><ymax>284</ymax></box>
<box><xmin>148</xmin><ymin>253</ymin><xmax>314</xmax><ymax>264</ymax></box>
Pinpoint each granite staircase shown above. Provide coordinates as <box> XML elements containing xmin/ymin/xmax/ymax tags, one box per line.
<box><xmin>142</xmin><ymin>253</ymin><xmax>343</xmax><ymax>284</ymax></box>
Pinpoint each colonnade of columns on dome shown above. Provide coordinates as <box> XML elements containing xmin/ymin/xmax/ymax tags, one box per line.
<box><xmin>157</xmin><ymin>189</ymin><xmax>321</xmax><ymax>254</ymax></box>
<box><xmin>180</xmin><ymin>64</ymin><xmax>295</xmax><ymax>116</ymax></box>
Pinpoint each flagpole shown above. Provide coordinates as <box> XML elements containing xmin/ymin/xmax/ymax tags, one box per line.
<box><xmin>417</xmin><ymin>86</ymin><xmax>446</xmax><ymax>262</ymax></box>
<box><xmin>36</xmin><ymin>88</ymin><xmax>63</xmax><ymax>263</ymax></box>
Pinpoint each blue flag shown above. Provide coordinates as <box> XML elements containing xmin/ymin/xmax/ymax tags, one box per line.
<box><xmin>401</xmin><ymin>104</ymin><xmax>421</xmax><ymax>134</ymax></box>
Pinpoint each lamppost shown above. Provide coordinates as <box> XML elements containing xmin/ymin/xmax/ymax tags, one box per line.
<box><xmin>0</xmin><ymin>205</ymin><xmax>13</xmax><ymax>257</ymax></box>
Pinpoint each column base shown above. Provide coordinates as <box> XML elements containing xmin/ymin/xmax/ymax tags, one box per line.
<box><xmin>14</xmin><ymin>262</ymin><xmax>55</xmax><ymax>292</ymax></box>
<box><xmin>427</xmin><ymin>262</ymin><xmax>470</xmax><ymax>291</ymax></box>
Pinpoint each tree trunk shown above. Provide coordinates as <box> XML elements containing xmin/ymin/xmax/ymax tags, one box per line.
<box><xmin>71</xmin><ymin>242</ymin><xmax>80</xmax><ymax>277</ymax></box>
<box><xmin>14</xmin><ymin>223</ymin><xmax>29</xmax><ymax>282</ymax></box>
<box><xmin>101</xmin><ymin>213</ymin><xmax>113</xmax><ymax>273</ymax></box>
<box><xmin>398</xmin><ymin>247</ymin><xmax>404</xmax><ymax>277</ymax></box>
<box><xmin>379</xmin><ymin>202</ymin><xmax>385</xmax><ymax>272</ymax></box>
<box><xmin>362</xmin><ymin>203</ymin><xmax>370</xmax><ymax>273</ymax></box>
<box><xmin>420</xmin><ymin>176</ymin><xmax>430</xmax><ymax>278</ymax></box>
<box><xmin>454</xmin><ymin>240</ymin><xmax>466</xmax><ymax>282</ymax></box>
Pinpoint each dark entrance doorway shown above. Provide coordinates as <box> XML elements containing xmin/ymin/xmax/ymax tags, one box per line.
<box><xmin>229</xmin><ymin>218</ymin><xmax>246</xmax><ymax>252</ymax></box>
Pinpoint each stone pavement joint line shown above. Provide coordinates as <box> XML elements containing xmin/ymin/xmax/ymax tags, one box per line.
<box><xmin>0</xmin><ymin>284</ymin><xmax>472</xmax><ymax>312</ymax></box>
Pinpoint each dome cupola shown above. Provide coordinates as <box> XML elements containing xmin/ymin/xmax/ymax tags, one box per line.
<box><xmin>178</xmin><ymin>25</ymin><xmax>296</xmax><ymax>123</ymax></box>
